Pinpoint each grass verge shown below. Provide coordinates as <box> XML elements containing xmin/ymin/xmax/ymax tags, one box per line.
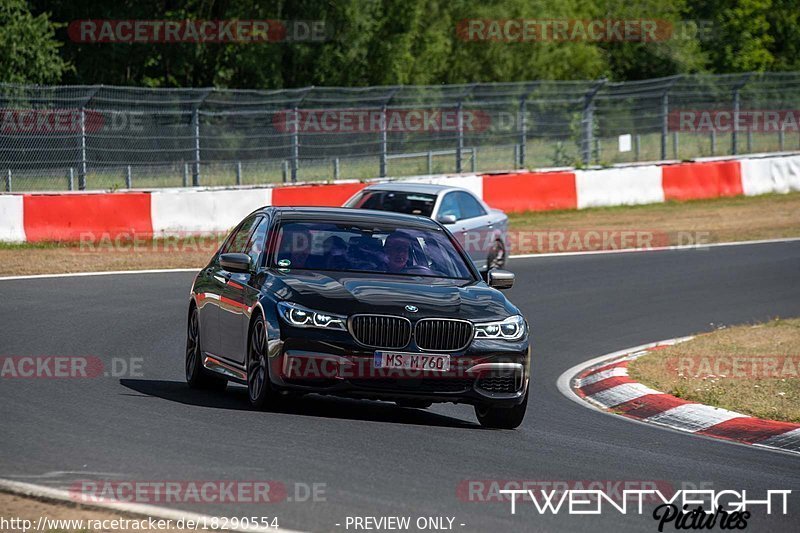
<box><xmin>628</xmin><ymin>318</ymin><xmax>800</xmax><ymax>423</ymax></box>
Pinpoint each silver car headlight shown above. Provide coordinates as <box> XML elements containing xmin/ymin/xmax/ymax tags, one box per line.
<box><xmin>277</xmin><ymin>301</ymin><xmax>346</xmax><ymax>330</ymax></box>
<box><xmin>473</xmin><ymin>315</ymin><xmax>526</xmax><ymax>341</ymax></box>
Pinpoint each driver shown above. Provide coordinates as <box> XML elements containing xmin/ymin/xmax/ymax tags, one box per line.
<box><xmin>383</xmin><ymin>232</ymin><xmax>412</xmax><ymax>273</ymax></box>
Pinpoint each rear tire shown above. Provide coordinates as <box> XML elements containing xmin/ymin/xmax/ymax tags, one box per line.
<box><xmin>474</xmin><ymin>388</ymin><xmax>528</xmax><ymax>429</ymax></box>
<box><xmin>395</xmin><ymin>399</ymin><xmax>433</xmax><ymax>409</ymax></box>
<box><xmin>185</xmin><ymin>306</ymin><xmax>227</xmax><ymax>391</ymax></box>
<box><xmin>247</xmin><ymin>314</ymin><xmax>279</xmax><ymax>410</ymax></box>
<box><xmin>487</xmin><ymin>240</ymin><xmax>506</xmax><ymax>270</ymax></box>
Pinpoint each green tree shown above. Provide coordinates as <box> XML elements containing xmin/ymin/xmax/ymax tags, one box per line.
<box><xmin>0</xmin><ymin>0</ymin><xmax>68</xmax><ymax>83</ymax></box>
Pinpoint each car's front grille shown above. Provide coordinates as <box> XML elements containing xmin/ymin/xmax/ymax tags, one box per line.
<box><xmin>476</xmin><ymin>373</ymin><xmax>519</xmax><ymax>394</ymax></box>
<box><xmin>414</xmin><ymin>319</ymin><xmax>474</xmax><ymax>352</ymax></box>
<box><xmin>350</xmin><ymin>315</ymin><xmax>412</xmax><ymax>349</ymax></box>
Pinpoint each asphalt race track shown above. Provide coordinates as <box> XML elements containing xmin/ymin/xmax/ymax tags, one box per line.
<box><xmin>2</xmin><ymin>241</ymin><xmax>800</xmax><ymax>532</ymax></box>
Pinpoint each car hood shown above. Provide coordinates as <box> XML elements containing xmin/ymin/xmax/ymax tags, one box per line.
<box><xmin>265</xmin><ymin>269</ymin><xmax>519</xmax><ymax>321</ymax></box>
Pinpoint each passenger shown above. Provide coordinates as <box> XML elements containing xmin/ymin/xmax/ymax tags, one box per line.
<box><xmin>383</xmin><ymin>232</ymin><xmax>412</xmax><ymax>273</ymax></box>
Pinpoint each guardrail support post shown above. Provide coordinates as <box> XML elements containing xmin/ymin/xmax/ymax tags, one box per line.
<box><xmin>126</xmin><ymin>165</ymin><xmax>132</xmax><ymax>189</ymax></box>
<box><xmin>661</xmin><ymin>93</ymin><xmax>669</xmax><ymax>160</ymax></box>
<box><xmin>183</xmin><ymin>163</ymin><xmax>189</xmax><ymax>187</ymax></box>
<box><xmin>333</xmin><ymin>158</ymin><xmax>340</xmax><ymax>180</ymax></box>
<box><xmin>282</xmin><ymin>160</ymin><xmax>289</xmax><ymax>183</ymax></box>
<box><xmin>68</xmin><ymin>167</ymin><xmax>74</xmax><ymax>191</ymax></box>
<box><xmin>635</xmin><ymin>134</ymin><xmax>641</xmax><ymax>161</ymax></box>
<box><xmin>5</xmin><ymin>169</ymin><xmax>11</xmax><ymax>192</ymax></box>
<box><xmin>779</xmin><ymin>128</ymin><xmax>785</xmax><ymax>151</ymax></box>
<box><xmin>747</xmin><ymin>128</ymin><xmax>753</xmax><ymax>153</ymax></box>
<box><xmin>236</xmin><ymin>161</ymin><xmax>242</xmax><ymax>185</ymax></box>
<box><xmin>427</xmin><ymin>151</ymin><xmax>433</xmax><ymax>174</ymax></box>
<box><xmin>471</xmin><ymin>148</ymin><xmax>476</xmax><ymax>172</ymax></box>
<box><xmin>710</xmin><ymin>130</ymin><xmax>716</xmax><ymax>155</ymax></box>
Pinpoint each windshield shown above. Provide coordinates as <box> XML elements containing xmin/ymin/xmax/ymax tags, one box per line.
<box><xmin>345</xmin><ymin>190</ymin><xmax>437</xmax><ymax>217</ymax></box>
<box><xmin>272</xmin><ymin>221</ymin><xmax>473</xmax><ymax>280</ymax></box>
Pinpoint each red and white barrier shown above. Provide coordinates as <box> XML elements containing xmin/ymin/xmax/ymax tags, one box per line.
<box><xmin>2</xmin><ymin>153</ymin><xmax>798</xmax><ymax>243</ymax></box>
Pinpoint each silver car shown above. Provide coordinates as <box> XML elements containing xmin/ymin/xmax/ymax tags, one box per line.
<box><xmin>343</xmin><ymin>183</ymin><xmax>508</xmax><ymax>270</ymax></box>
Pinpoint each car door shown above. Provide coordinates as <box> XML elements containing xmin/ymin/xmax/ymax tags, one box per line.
<box><xmin>196</xmin><ymin>222</ymin><xmax>253</xmax><ymax>358</ymax></box>
<box><xmin>217</xmin><ymin>215</ymin><xmax>262</xmax><ymax>364</ymax></box>
<box><xmin>453</xmin><ymin>191</ymin><xmax>491</xmax><ymax>269</ymax></box>
<box><xmin>219</xmin><ymin>215</ymin><xmax>270</xmax><ymax>364</ymax></box>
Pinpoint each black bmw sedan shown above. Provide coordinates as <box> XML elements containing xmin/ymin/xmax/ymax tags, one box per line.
<box><xmin>186</xmin><ymin>207</ymin><xmax>531</xmax><ymax>428</ymax></box>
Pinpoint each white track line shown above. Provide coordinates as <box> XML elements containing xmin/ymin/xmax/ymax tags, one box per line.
<box><xmin>0</xmin><ymin>478</ymin><xmax>305</xmax><ymax>533</ymax></box>
<box><xmin>1</xmin><ymin>237</ymin><xmax>798</xmax><ymax>282</ymax></box>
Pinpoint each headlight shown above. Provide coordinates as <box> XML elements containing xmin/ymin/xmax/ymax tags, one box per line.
<box><xmin>277</xmin><ymin>302</ymin><xmax>346</xmax><ymax>330</ymax></box>
<box><xmin>473</xmin><ymin>315</ymin><xmax>526</xmax><ymax>341</ymax></box>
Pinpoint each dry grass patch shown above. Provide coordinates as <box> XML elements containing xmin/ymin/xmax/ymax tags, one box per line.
<box><xmin>628</xmin><ymin>318</ymin><xmax>800</xmax><ymax>423</ymax></box>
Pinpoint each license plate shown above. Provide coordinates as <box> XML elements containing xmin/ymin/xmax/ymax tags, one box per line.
<box><xmin>374</xmin><ymin>351</ymin><xmax>450</xmax><ymax>372</ymax></box>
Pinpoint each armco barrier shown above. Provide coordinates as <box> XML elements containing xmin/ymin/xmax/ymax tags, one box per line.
<box><xmin>2</xmin><ymin>154</ymin><xmax>799</xmax><ymax>243</ymax></box>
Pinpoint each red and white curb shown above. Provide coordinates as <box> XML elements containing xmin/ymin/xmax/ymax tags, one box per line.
<box><xmin>557</xmin><ymin>338</ymin><xmax>800</xmax><ymax>456</ymax></box>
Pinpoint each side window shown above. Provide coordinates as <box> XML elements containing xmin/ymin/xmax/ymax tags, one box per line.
<box><xmin>455</xmin><ymin>192</ymin><xmax>486</xmax><ymax>219</ymax></box>
<box><xmin>438</xmin><ymin>193</ymin><xmax>462</xmax><ymax>221</ymax></box>
<box><xmin>244</xmin><ymin>217</ymin><xmax>270</xmax><ymax>267</ymax></box>
<box><xmin>220</xmin><ymin>216</ymin><xmax>261</xmax><ymax>256</ymax></box>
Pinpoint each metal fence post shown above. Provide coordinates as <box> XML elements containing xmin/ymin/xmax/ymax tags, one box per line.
<box><xmin>660</xmin><ymin>76</ymin><xmax>680</xmax><ymax>161</ymax></box>
<box><xmin>183</xmin><ymin>163</ymin><xmax>189</xmax><ymax>187</ymax></box>
<box><xmin>673</xmin><ymin>132</ymin><xmax>679</xmax><ymax>159</ymax></box>
<box><xmin>747</xmin><ymin>128</ymin><xmax>753</xmax><ymax>153</ymax></box>
<box><xmin>333</xmin><ymin>158</ymin><xmax>340</xmax><ymax>180</ymax></box>
<box><xmin>427</xmin><ymin>151</ymin><xmax>433</xmax><ymax>174</ymax></box>
<box><xmin>380</xmin><ymin>104</ymin><xmax>388</xmax><ymax>177</ymax></box>
<box><xmin>68</xmin><ymin>168</ymin><xmax>74</xmax><ymax>191</ymax></box>
<box><xmin>635</xmin><ymin>134</ymin><xmax>641</xmax><ymax>161</ymax></box>
<box><xmin>471</xmin><ymin>148</ymin><xmax>476</xmax><ymax>172</ymax></box>
<box><xmin>731</xmin><ymin>74</ymin><xmax>752</xmax><ymax>156</ymax></box>
<box><xmin>710</xmin><ymin>130</ymin><xmax>716</xmax><ymax>155</ymax></box>
<box><xmin>192</xmin><ymin>107</ymin><xmax>201</xmax><ymax>186</ymax></box>
<box><xmin>236</xmin><ymin>161</ymin><xmax>242</xmax><ymax>185</ymax></box>
<box><xmin>291</xmin><ymin>106</ymin><xmax>299</xmax><ymax>183</ymax></box>
<box><xmin>779</xmin><ymin>128</ymin><xmax>785</xmax><ymax>151</ymax></box>
<box><xmin>5</xmin><ymin>169</ymin><xmax>10</xmax><ymax>192</ymax></box>
<box><xmin>456</xmin><ymin>101</ymin><xmax>464</xmax><ymax>173</ymax></box>
<box><xmin>581</xmin><ymin>79</ymin><xmax>606</xmax><ymax>166</ymax></box>
<box><xmin>518</xmin><ymin>95</ymin><xmax>527</xmax><ymax>167</ymax></box>
<box><xmin>79</xmin><ymin>107</ymin><xmax>87</xmax><ymax>190</ymax></box>
<box><xmin>282</xmin><ymin>160</ymin><xmax>289</xmax><ymax>183</ymax></box>
<box><xmin>191</xmin><ymin>89</ymin><xmax>212</xmax><ymax>187</ymax></box>
<box><xmin>126</xmin><ymin>165</ymin><xmax>132</xmax><ymax>189</ymax></box>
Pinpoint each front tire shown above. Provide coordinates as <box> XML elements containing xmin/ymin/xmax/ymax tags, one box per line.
<box><xmin>185</xmin><ymin>306</ymin><xmax>227</xmax><ymax>391</ymax></box>
<box><xmin>247</xmin><ymin>314</ymin><xmax>278</xmax><ymax>410</ymax></box>
<box><xmin>474</xmin><ymin>388</ymin><xmax>528</xmax><ymax>429</ymax></box>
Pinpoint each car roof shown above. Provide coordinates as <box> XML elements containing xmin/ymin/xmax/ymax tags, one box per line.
<box><xmin>267</xmin><ymin>206</ymin><xmax>440</xmax><ymax>229</ymax></box>
<box><xmin>361</xmin><ymin>182</ymin><xmax>464</xmax><ymax>195</ymax></box>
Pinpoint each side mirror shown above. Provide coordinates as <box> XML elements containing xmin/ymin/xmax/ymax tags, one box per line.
<box><xmin>219</xmin><ymin>252</ymin><xmax>251</xmax><ymax>273</ymax></box>
<box><xmin>437</xmin><ymin>214</ymin><xmax>458</xmax><ymax>225</ymax></box>
<box><xmin>487</xmin><ymin>268</ymin><xmax>514</xmax><ymax>290</ymax></box>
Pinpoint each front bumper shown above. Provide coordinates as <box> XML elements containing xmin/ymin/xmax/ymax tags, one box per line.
<box><xmin>267</xmin><ymin>328</ymin><xmax>531</xmax><ymax>406</ymax></box>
